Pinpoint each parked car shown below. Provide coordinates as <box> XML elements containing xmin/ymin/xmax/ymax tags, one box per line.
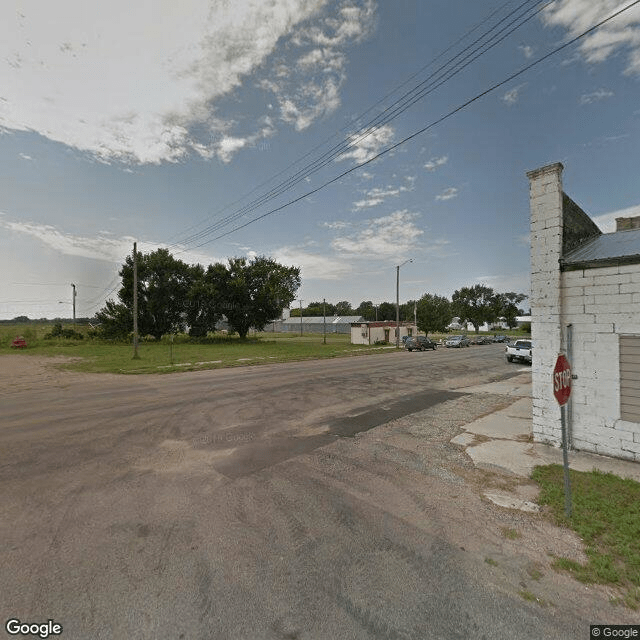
<box><xmin>404</xmin><ymin>336</ymin><xmax>437</xmax><ymax>351</ymax></box>
<box><xmin>470</xmin><ymin>335</ymin><xmax>491</xmax><ymax>345</ymax></box>
<box><xmin>445</xmin><ymin>335</ymin><xmax>470</xmax><ymax>348</ymax></box>
<box><xmin>492</xmin><ymin>335</ymin><xmax>510</xmax><ymax>343</ymax></box>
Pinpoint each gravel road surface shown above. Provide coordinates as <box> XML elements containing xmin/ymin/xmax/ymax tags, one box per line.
<box><xmin>1</xmin><ymin>346</ymin><xmax>633</xmax><ymax>639</ymax></box>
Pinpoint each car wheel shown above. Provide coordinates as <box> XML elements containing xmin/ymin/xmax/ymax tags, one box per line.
<box><xmin>507</xmin><ymin>355</ymin><xmax>513</xmax><ymax>362</ymax></box>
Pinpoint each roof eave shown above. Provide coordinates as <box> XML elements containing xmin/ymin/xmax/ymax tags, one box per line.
<box><xmin>560</xmin><ymin>254</ymin><xmax>640</xmax><ymax>271</ymax></box>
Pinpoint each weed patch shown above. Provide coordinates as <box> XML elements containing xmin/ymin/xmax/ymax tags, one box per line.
<box><xmin>532</xmin><ymin>464</ymin><xmax>640</xmax><ymax>609</ymax></box>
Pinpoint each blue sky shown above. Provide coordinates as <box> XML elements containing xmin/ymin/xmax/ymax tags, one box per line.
<box><xmin>1</xmin><ymin>0</ymin><xmax>639</xmax><ymax>320</ymax></box>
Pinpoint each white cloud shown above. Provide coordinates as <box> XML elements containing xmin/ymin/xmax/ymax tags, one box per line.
<box><xmin>278</xmin><ymin>76</ymin><xmax>343</xmax><ymax>131</ymax></box>
<box><xmin>273</xmin><ymin>247</ymin><xmax>352</xmax><ymax>280</ymax></box>
<box><xmin>18</xmin><ymin>153</ymin><xmax>34</xmax><ymax>161</ymax></box>
<box><xmin>352</xmin><ymin>177</ymin><xmax>413</xmax><ymax>210</ymax></box>
<box><xmin>337</xmin><ymin>124</ymin><xmax>394</xmax><ymax>164</ymax></box>
<box><xmin>579</xmin><ymin>88</ymin><xmax>614</xmax><ymax>104</ymax></box>
<box><xmin>542</xmin><ymin>0</ymin><xmax>640</xmax><ymax>75</ymax></box>
<box><xmin>322</xmin><ymin>221</ymin><xmax>350</xmax><ymax>230</ymax></box>
<box><xmin>435</xmin><ymin>187</ymin><xmax>458</xmax><ymax>201</ymax></box>
<box><xmin>331</xmin><ymin>209</ymin><xmax>423</xmax><ymax>259</ymax></box>
<box><xmin>519</xmin><ymin>44</ymin><xmax>534</xmax><ymax>59</ymax></box>
<box><xmin>0</xmin><ymin>1</ymin><xmax>376</xmax><ymax>164</ymax></box>
<box><xmin>262</xmin><ymin>1</ymin><xmax>377</xmax><ymax>132</ymax></box>
<box><xmin>502</xmin><ymin>84</ymin><xmax>526</xmax><ymax>106</ymax></box>
<box><xmin>592</xmin><ymin>203</ymin><xmax>640</xmax><ymax>232</ymax></box>
<box><xmin>215</xmin><ymin>117</ymin><xmax>275</xmax><ymax>163</ymax></box>
<box><xmin>473</xmin><ymin>274</ymin><xmax>530</xmax><ymax>297</ymax></box>
<box><xmin>423</xmin><ymin>155</ymin><xmax>448</xmax><ymax>171</ymax></box>
<box><xmin>0</xmin><ymin>216</ymin><xmax>219</xmax><ymax>266</ymax></box>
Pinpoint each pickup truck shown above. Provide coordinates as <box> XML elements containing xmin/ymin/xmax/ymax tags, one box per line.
<box><xmin>505</xmin><ymin>339</ymin><xmax>532</xmax><ymax>364</ymax></box>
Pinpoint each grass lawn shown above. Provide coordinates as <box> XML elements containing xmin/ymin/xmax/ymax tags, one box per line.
<box><xmin>532</xmin><ymin>464</ymin><xmax>640</xmax><ymax>609</ymax></box>
<box><xmin>0</xmin><ymin>324</ymin><xmax>394</xmax><ymax>374</ymax></box>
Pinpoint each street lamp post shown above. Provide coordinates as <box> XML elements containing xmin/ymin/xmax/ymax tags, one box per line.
<box><xmin>396</xmin><ymin>259</ymin><xmax>412</xmax><ymax>348</ymax></box>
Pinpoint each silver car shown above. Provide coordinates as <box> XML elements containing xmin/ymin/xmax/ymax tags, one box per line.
<box><xmin>445</xmin><ymin>335</ymin><xmax>470</xmax><ymax>348</ymax></box>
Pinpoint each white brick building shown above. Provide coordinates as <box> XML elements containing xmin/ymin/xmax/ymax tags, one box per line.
<box><xmin>528</xmin><ymin>162</ymin><xmax>640</xmax><ymax>461</ymax></box>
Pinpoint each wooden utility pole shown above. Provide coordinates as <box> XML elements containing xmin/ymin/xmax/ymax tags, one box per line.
<box><xmin>299</xmin><ymin>300</ymin><xmax>303</xmax><ymax>336</ymax></box>
<box><xmin>132</xmin><ymin>242</ymin><xmax>139</xmax><ymax>359</ymax></box>
<box><xmin>323</xmin><ymin>298</ymin><xmax>326</xmax><ymax>345</ymax></box>
<box><xmin>71</xmin><ymin>283</ymin><xmax>76</xmax><ymax>327</ymax></box>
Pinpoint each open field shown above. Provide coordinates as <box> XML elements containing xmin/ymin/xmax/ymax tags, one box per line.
<box><xmin>1</xmin><ymin>324</ymin><xmax>391</xmax><ymax>374</ymax></box>
<box><xmin>1</xmin><ymin>321</ymin><xmax>530</xmax><ymax>374</ymax></box>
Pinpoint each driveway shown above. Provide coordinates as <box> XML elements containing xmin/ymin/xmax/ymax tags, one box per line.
<box><xmin>1</xmin><ymin>346</ymin><xmax>632</xmax><ymax>639</ymax></box>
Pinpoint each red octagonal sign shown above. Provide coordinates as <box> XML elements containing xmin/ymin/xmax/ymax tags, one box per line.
<box><xmin>553</xmin><ymin>354</ymin><xmax>572</xmax><ymax>406</ymax></box>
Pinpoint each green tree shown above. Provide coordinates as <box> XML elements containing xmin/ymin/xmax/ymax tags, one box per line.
<box><xmin>95</xmin><ymin>299</ymin><xmax>132</xmax><ymax>339</ymax></box>
<box><xmin>493</xmin><ymin>292</ymin><xmax>527</xmax><ymax>329</ymax></box>
<box><xmin>185</xmin><ymin>263</ymin><xmax>226</xmax><ymax>337</ymax></box>
<box><xmin>355</xmin><ymin>300</ymin><xmax>376</xmax><ymax>321</ymax></box>
<box><xmin>451</xmin><ymin>285</ymin><xmax>496</xmax><ymax>333</ymax></box>
<box><xmin>400</xmin><ymin>300</ymin><xmax>418</xmax><ymax>323</ymax></box>
<box><xmin>416</xmin><ymin>294</ymin><xmax>452</xmax><ymax>335</ymax></box>
<box><xmin>334</xmin><ymin>300</ymin><xmax>353</xmax><ymax>315</ymax></box>
<box><xmin>98</xmin><ymin>248</ymin><xmax>194</xmax><ymax>339</ymax></box>
<box><xmin>376</xmin><ymin>301</ymin><xmax>396</xmax><ymax>321</ymax></box>
<box><xmin>221</xmin><ymin>256</ymin><xmax>300</xmax><ymax>338</ymax></box>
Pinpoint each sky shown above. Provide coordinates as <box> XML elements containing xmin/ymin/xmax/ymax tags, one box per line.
<box><xmin>1</xmin><ymin>0</ymin><xmax>640</xmax><ymax>320</ymax></box>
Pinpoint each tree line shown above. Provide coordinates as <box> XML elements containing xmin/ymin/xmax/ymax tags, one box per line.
<box><xmin>292</xmin><ymin>285</ymin><xmax>527</xmax><ymax>334</ymax></box>
<box><xmin>95</xmin><ymin>248</ymin><xmax>300</xmax><ymax>339</ymax></box>
<box><xmin>94</xmin><ymin>248</ymin><xmax>525</xmax><ymax>340</ymax></box>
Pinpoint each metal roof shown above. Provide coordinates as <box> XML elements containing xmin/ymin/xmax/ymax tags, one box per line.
<box><xmin>562</xmin><ymin>228</ymin><xmax>640</xmax><ymax>268</ymax></box>
<box><xmin>281</xmin><ymin>315</ymin><xmax>364</xmax><ymax>324</ymax></box>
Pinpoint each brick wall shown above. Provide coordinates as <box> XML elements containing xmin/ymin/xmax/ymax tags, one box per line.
<box><xmin>527</xmin><ymin>163</ymin><xmax>565</xmax><ymax>447</ymax></box>
<box><xmin>527</xmin><ymin>163</ymin><xmax>640</xmax><ymax>461</ymax></box>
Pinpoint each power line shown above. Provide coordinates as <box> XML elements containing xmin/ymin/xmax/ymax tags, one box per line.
<box><xmin>163</xmin><ymin>0</ymin><xmax>525</xmax><ymax>248</ymax></box>
<box><xmin>169</xmin><ymin>0</ymin><xmax>544</xmax><ymax>251</ymax></box>
<box><xmin>185</xmin><ymin>0</ymin><xmax>640</xmax><ymax>248</ymax></box>
<box><xmin>190</xmin><ymin>0</ymin><xmax>547</xmax><ymax>241</ymax></box>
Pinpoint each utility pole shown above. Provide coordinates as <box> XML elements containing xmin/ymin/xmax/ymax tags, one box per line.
<box><xmin>133</xmin><ymin>242</ymin><xmax>139</xmax><ymax>359</ymax></box>
<box><xmin>299</xmin><ymin>300</ymin><xmax>303</xmax><ymax>336</ymax></box>
<box><xmin>395</xmin><ymin>259</ymin><xmax>412</xmax><ymax>348</ymax></box>
<box><xmin>71</xmin><ymin>283</ymin><xmax>76</xmax><ymax>327</ymax></box>
<box><xmin>414</xmin><ymin>300</ymin><xmax>417</xmax><ymax>330</ymax></box>
<box><xmin>323</xmin><ymin>298</ymin><xmax>326</xmax><ymax>345</ymax></box>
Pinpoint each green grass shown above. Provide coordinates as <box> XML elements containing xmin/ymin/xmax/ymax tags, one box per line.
<box><xmin>532</xmin><ymin>464</ymin><xmax>640</xmax><ymax>609</ymax></box>
<box><xmin>500</xmin><ymin>527</ymin><xmax>521</xmax><ymax>540</ymax></box>
<box><xmin>0</xmin><ymin>323</ymin><xmax>396</xmax><ymax>374</ymax></box>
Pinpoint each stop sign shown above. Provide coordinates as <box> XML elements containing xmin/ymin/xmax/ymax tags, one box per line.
<box><xmin>553</xmin><ymin>354</ymin><xmax>572</xmax><ymax>406</ymax></box>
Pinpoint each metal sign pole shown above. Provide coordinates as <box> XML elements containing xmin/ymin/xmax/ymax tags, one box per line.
<box><xmin>560</xmin><ymin>403</ymin><xmax>572</xmax><ymax>518</ymax></box>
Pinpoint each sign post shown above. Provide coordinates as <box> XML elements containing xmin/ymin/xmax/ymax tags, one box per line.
<box><xmin>553</xmin><ymin>354</ymin><xmax>573</xmax><ymax>517</ymax></box>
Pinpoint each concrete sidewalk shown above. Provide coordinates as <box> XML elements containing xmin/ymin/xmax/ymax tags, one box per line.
<box><xmin>453</xmin><ymin>371</ymin><xmax>640</xmax><ymax>493</ymax></box>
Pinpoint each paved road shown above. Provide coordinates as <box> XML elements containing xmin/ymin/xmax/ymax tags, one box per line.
<box><xmin>0</xmin><ymin>346</ymin><xmax>608</xmax><ymax>639</ymax></box>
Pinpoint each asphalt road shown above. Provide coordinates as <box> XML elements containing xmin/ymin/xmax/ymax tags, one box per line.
<box><xmin>0</xmin><ymin>345</ymin><xmax>602</xmax><ymax>639</ymax></box>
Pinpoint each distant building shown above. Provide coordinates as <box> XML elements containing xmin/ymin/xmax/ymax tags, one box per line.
<box><xmin>274</xmin><ymin>315</ymin><xmax>365</xmax><ymax>334</ymax></box>
<box><xmin>351</xmin><ymin>321</ymin><xmax>419</xmax><ymax>345</ymax></box>
<box><xmin>446</xmin><ymin>317</ymin><xmax>510</xmax><ymax>333</ymax></box>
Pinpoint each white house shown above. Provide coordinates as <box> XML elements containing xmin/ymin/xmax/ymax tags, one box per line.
<box><xmin>351</xmin><ymin>321</ymin><xmax>419</xmax><ymax>345</ymax></box>
<box><xmin>528</xmin><ymin>162</ymin><xmax>640</xmax><ymax>462</ymax></box>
